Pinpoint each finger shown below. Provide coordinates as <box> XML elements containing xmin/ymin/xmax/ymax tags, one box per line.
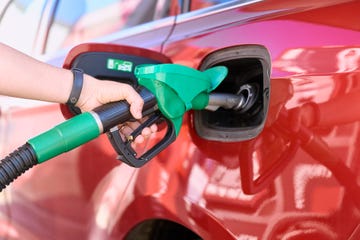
<box><xmin>141</xmin><ymin>127</ymin><xmax>152</xmax><ymax>137</ymax></box>
<box><xmin>134</xmin><ymin>135</ymin><xmax>145</xmax><ymax>144</ymax></box>
<box><xmin>150</xmin><ymin>124</ymin><xmax>158</xmax><ymax>133</ymax></box>
<box><xmin>122</xmin><ymin>85</ymin><xmax>144</xmax><ymax>119</ymax></box>
<box><xmin>123</xmin><ymin>125</ymin><xmax>153</xmax><ymax>139</ymax></box>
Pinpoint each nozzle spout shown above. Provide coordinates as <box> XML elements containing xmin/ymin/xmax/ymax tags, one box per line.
<box><xmin>206</xmin><ymin>84</ymin><xmax>258</xmax><ymax>112</ymax></box>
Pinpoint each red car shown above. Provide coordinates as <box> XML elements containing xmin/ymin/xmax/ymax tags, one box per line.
<box><xmin>1</xmin><ymin>0</ymin><xmax>360</xmax><ymax>239</ymax></box>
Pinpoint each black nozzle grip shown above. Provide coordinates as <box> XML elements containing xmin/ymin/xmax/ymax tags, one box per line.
<box><xmin>107</xmin><ymin>113</ymin><xmax>176</xmax><ymax>168</ymax></box>
<box><xmin>94</xmin><ymin>87</ymin><xmax>157</xmax><ymax>132</ymax></box>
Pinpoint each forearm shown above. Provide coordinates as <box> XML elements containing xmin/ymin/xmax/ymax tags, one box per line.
<box><xmin>0</xmin><ymin>43</ymin><xmax>72</xmax><ymax>103</ymax></box>
<box><xmin>0</xmin><ymin>43</ymin><xmax>144</xmax><ymax>118</ymax></box>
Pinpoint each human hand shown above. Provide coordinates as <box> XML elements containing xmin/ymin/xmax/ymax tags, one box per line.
<box><xmin>76</xmin><ymin>74</ymin><xmax>144</xmax><ymax>119</ymax></box>
<box><xmin>76</xmin><ymin>74</ymin><xmax>157</xmax><ymax>143</ymax></box>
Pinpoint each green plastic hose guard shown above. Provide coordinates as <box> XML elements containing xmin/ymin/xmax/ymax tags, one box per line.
<box><xmin>135</xmin><ymin>64</ymin><xmax>228</xmax><ymax>135</ymax></box>
<box><xmin>28</xmin><ymin>112</ymin><xmax>101</xmax><ymax>163</ymax></box>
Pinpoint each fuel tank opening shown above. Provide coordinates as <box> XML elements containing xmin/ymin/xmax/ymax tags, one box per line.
<box><xmin>194</xmin><ymin>45</ymin><xmax>271</xmax><ymax>142</ymax></box>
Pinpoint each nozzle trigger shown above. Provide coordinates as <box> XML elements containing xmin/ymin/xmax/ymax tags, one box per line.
<box><xmin>107</xmin><ymin>111</ymin><xmax>176</xmax><ymax>168</ymax></box>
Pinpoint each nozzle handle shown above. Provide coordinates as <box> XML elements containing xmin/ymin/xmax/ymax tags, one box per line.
<box><xmin>93</xmin><ymin>86</ymin><xmax>176</xmax><ymax>167</ymax></box>
<box><xmin>94</xmin><ymin>87</ymin><xmax>157</xmax><ymax>132</ymax></box>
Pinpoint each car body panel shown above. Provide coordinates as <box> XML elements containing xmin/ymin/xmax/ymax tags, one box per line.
<box><xmin>159</xmin><ymin>1</ymin><xmax>360</xmax><ymax>239</ymax></box>
<box><xmin>1</xmin><ymin>0</ymin><xmax>360</xmax><ymax>239</ymax></box>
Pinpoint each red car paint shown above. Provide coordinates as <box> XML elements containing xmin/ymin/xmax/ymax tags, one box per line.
<box><xmin>1</xmin><ymin>1</ymin><xmax>360</xmax><ymax>239</ymax></box>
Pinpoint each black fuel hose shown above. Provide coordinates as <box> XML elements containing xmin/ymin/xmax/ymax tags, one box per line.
<box><xmin>0</xmin><ymin>143</ymin><xmax>37</xmax><ymax>190</ymax></box>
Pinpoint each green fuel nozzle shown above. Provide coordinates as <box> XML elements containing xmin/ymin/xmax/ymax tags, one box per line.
<box><xmin>136</xmin><ymin>64</ymin><xmax>227</xmax><ymax>135</ymax></box>
<box><xmin>0</xmin><ymin>64</ymin><xmax>228</xmax><ymax>190</ymax></box>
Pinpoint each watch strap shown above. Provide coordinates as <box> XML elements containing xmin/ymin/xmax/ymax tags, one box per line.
<box><xmin>67</xmin><ymin>68</ymin><xmax>84</xmax><ymax>106</ymax></box>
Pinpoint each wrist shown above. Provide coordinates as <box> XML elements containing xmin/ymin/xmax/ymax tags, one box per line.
<box><xmin>74</xmin><ymin>73</ymin><xmax>97</xmax><ymax>110</ymax></box>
